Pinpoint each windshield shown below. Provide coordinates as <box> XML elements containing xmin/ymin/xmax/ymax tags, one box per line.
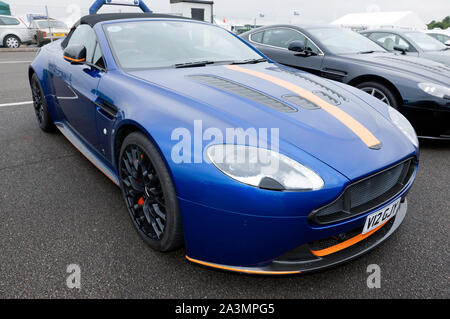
<box><xmin>405</xmin><ymin>32</ymin><xmax>447</xmax><ymax>51</ymax></box>
<box><xmin>308</xmin><ymin>28</ymin><xmax>386</xmax><ymax>54</ymax></box>
<box><xmin>103</xmin><ymin>20</ymin><xmax>263</xmax><ymax>69</ymax></box>
<box><xmin>37</xmin><ymin>20</ymin><xmax>68</xmax><ymax>29</ymax></box>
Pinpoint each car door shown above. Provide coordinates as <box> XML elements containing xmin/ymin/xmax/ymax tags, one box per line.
<box><xmin>249</xmin><ymin>27</ymin><xmax>324</xmax><ymax>75</ymax></box>
<box><xmin>52</xmin><ymin>24</ymin><xmax>104</xmax><ymax>149</ymax></box>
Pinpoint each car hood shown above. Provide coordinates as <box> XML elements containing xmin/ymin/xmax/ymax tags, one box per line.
<box><xmin>128</xmin><ymin>62</ymin><xmax>416</xmax><ymax>180</ymax></box>
<box><xmin>340</xmin><ymin>53</ymin><xmax>450</xmax><ymax>85</ymax></box>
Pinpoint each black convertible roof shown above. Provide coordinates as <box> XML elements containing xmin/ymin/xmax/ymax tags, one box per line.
<box><xmin>76</xmin><ymin>13</ymin><xmax>191</xmax><ymax>27</ymax></box>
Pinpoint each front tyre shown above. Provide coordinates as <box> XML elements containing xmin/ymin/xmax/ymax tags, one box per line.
<box><xmin>4</xmin><ymin>35</ymin><xmax>20</xmax><ymax>48</ymax></box>
<box><xmin>356</xmin><ymin>81</ymin><xmax>399</xmax><ymax>109</ymax></box>
<box><xmin>30</xmin><ymin>73</ymin><xmax>55</xmax><ymax>132</ymax></box>
<box><xmin>119</xmin><ymin>132</ymin><xmax>183</xmax><ymax>252</ymax></box>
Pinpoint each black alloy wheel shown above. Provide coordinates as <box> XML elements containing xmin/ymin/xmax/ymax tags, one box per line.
<box><xmin>119</xmin><ymin>132</ymin><xmax>183</xmax><ymax>252</ymax></box>
<box><xmin>30</xmin><ymin>73</ymin><xmax>55</xmax><ymax>132</ymax></box>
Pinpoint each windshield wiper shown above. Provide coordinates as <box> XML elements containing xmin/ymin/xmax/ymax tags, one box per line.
<box><xmin>229</xmin><ymin>58</ymin><xmax>267</xmax><ymax>65</ymax></box>
<box><xmin>174</xmin><ymin>61</ymin><xmax>215</xmax><ymax>68</ymax></box>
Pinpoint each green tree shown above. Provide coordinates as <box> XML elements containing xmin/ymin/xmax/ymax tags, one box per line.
<box><xmin>427</xmin><ymin>16</ymin><xmax>450</xmax><ymax>29</ymax></box>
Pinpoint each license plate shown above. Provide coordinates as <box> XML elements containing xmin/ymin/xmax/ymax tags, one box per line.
<box><xmin>362</xmin><ymin>198</ymin><xmax>401</xmax><ymax>234</ymax></box>
<box><xmin>53</xmin><ymin>33</ymin><xmax>66</xmax><ymax>37</ymax></box>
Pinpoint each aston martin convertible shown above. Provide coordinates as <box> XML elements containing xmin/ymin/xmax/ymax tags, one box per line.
<box><xmin>29</xmin><ymin>12</ymin><xmax>419</xmax><ymax>274</ymax></box>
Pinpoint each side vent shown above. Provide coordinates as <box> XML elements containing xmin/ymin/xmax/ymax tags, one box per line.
<box><xmin>188</xmin><ymin>75</ymin><xmax>297</xmax><ymax>113</ymax></box>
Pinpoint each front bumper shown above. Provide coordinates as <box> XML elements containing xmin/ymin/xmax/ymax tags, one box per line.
<box><xmin>186</xmin><ymin>199</ymin><xmax>407</xmax><ymax>275</ymax></box>
<box><xmin>180</xmin><ymin>168</ymin><xmax>415</xmax><ymax>275</ymax></box>
<box><xmin>402</xmin><ymin>100</ymin><xmax>450</xmax><ymax>137</ymax></box>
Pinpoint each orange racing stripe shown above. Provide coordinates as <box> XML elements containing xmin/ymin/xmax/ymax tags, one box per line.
<box><xmin>185</xmin><ymin>256</ymin><xmax>301</xmax><ymax>275</ymax></box>
<box><xmin>310</xmin><ymin>218</ymin><xmax>391</xmax><ymax>257</ymax></box>
<box><xmin>224</xmin><ymin>65</ymin><xmax>381</xmax><ymax>149</ymax></box>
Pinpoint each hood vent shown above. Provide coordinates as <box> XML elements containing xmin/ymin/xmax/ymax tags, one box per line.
<box><xmin>188</xmin><ymin>75</ymin><xmax>297</xmax><ymax>113</ymax></box>
<box><xmin>282</xmin><ymin>94</ymin><xmax>320</xmax><ymax>110</ymax></box>
<box><xmin>268</xmin><ymin>67</ymin><xmax>349</xmax><ymax>102</ymax></box>
<box><xmin>313</xmin><ymin>91</ymin><xmax>341</xmax><ymax>106</ymax></box>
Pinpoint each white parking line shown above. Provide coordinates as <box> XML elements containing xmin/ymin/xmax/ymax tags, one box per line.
<box><xmin>0</xmin><ymin>61</ymin><xmax>32</xmax><ymax>64</ymax></box>
<box><xmin>0</xmin><ymin>101</ymin><xmax>33</xmax><ymax>108</ymax></box>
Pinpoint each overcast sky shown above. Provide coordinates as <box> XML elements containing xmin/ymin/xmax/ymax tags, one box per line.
<box><xmin>8</xmin><ymin>0</ymin><xmax>450</xmax><ymax>26</ymax></box>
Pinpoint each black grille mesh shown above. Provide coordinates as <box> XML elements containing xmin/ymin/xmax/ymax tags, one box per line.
<box><xmin>349</xmin><ymin>163</ymin><xmax>403</xmax><ymax>207</ymax></box>
<box><xmin>309</xmin><ymin>158</ymin><xmax>415</xmax><ymax>225</ymax></box>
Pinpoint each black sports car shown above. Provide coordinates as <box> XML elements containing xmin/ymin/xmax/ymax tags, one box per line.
<box><xmin>241</xmin><ymin>25</ymin><xmax>450</xmax><ymax>137</ymax></box>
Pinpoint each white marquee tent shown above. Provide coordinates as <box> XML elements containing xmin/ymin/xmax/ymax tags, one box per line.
<box><xmin>331</xmin><ymin>11</ymin><xmax>427</xmax><ymax>30</ymax></box>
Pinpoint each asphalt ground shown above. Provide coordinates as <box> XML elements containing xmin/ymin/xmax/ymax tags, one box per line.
<box><xmin>0</xmin><ymin>52</ymin><xmax>449</xmax><ymax>298</ymax></box>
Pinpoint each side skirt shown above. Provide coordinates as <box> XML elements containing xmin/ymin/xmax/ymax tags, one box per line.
<box><xmin>55</xmin><ymin>122</ymin><xmax>120</xmax><ymax>186</ymax></box>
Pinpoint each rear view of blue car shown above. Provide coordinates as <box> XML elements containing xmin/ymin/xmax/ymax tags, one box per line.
<box><xmin>28</xmin><ymin>8</ymin><xmax>419</xmax><ymax>274</ymax></box>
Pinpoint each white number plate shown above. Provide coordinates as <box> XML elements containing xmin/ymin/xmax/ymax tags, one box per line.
<box><xmin>362</xmin><ymin>198</ymin><xmax>401</xmax><ymax>234</ymax></box>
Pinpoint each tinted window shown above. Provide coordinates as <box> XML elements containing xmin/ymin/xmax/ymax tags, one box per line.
<box><xmin>262</xmin><ymin>28</ymin><xmax>306</xmax><ymax>49</ymax></box>
<box><xmin>250</xmin><ymin>31</ymin><xmax>264</xmax><ymax>43</ymax></box>
<box><xmin>430</xmin><ymin>33</ymin><xmax>450</xmax><ymax>43</ymax></box>
<box><xmin>368</xmin><ymin>32</ymin><xmax>413</xmax><ymax>52</ymax></box>
<box><xmin>309</xmin><ymin>28</ymin><xmax>384</xmax><ymax>54</ymax></box>
<box><xmin>0</xmin><ymin>17</ymin><xmax>20</xmax><ymax>25</ymax></box>
<box><xmin>37</xmin><ymin>20</ymin><xmax>68</xmax><ymax>29</ymax></box>
<box><xmin>305</xmin><ymin>39</ymin><xmax>320</xmax><ymax>54</ymax></box>
<box><xmin>66</xmin><ymin>25</ymin><xmax>98</xmax><ymax>64</ymax></box>
<box><xmin>405</xmin><ymin>32</ymin><xmax>446</xmax><ymax>51</ymax></box>
<box><xmin>92</xmin><ymin>42</ymin><xmax>105</xmax><ymax>69</ymax></box>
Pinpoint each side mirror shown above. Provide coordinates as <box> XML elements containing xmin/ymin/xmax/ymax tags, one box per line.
<box><xmin>393</xmin><ymin>45</ymin><xmax>407</xmax><ymax>55</ymax></box>
<box><xmin>288</xmin><ymin>40</ymin><xmax>306</xmax><ymax>53</ymax></box>
<box><xmin>63</xmin><ymin>44</ymin><xmax>87</xmax><ymax>64</ymax></box>
<box><xmin>445</xmin><ymin>40</ymin><xmax>450</xmax><ymax>46</ymax></box>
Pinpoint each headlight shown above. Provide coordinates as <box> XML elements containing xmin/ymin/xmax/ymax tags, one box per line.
<box><xmin>418</xmin><ymin>82</ymin><xmax>450</xmax><ymax>99</ymax></box>
<box><xmin>388</xmin><ymin>107</ymin><xmax>418</xmax><ymax>147</ymax></box>
<box><xmin>206</xmin><ymin>144</ymin><xmax>324</xmax><ymax>191</ymax></box>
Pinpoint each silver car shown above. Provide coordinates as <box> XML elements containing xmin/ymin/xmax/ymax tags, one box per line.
<box><xmin>361</xmin><ymin>29</ymin><xmax>450</xmax><ymax>66</ymax></box>
<box><xmin>0</xmin><ymin>15</ymin><xmax>32</xmax><ymax>48</ymax></box>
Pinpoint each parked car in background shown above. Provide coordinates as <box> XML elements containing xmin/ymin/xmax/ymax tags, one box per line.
<box><xmin>30</xmin><ymin>17</ymin><xmax>69</xmax><ymax>47</ymax></box>
<box><xmin>0</xmin><ymin>14</ymin><xmax>32</xmax><ymax>48</ymax></box>
<box><xmin>425</xmin><ymin>30</ymin><xmax>450</xmax><ymax>46</ymax></box>
<box><xmin>360</xmin><ymin>29</ymin><xmax>450</xmax><ymax>66</ymax></box>
<box><xmin>241</xmin><ymin>25</ymin><xmax>450</xmax><ymax>137</ymax></box>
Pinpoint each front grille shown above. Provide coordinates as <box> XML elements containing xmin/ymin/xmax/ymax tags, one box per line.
<box><xmin>309</xmin><ymin>158</ymin><xmax>416</xmax><ymax>225</ymax></box>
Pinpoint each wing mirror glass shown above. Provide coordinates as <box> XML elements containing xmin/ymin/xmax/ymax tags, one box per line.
<box><xmin>63</xmin><ymin>44</ymin><xmax>87</xmax><ymax>64</ymax></box>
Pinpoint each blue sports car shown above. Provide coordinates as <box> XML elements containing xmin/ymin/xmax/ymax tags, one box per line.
<box><xmin>29</xmin><ymin>9</ymin><xmax>419</xmax><ymax>274</ymax></box>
